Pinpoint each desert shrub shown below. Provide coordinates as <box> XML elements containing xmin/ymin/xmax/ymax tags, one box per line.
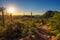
<box><xmin>48</xmin><ymin>12</ymin><xmax>60</xmax><ymax>36</ymax></box>
<box><xmin>49</xmin><ymin>30</ymin><xmax>59</xmax><ymax>36</ymax></box>
<box><xmin>0</xmin><ymin>22</ymin><xmax>27</xmax><ymax>40</ymax></box>
<box><xmin>56</xmin><ymin>33</ymin><xmax>60</xmax><ymax>40</ymax></box>
<box><xmin>20</xmin><ymin>27</ymin><xmax>28</xmax><ymax>37</ymax></box>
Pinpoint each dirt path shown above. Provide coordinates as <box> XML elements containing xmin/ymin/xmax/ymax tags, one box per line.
<box><xmin>18</xmin><ymin>26</ymin><xmax>51</xmax><ymax>40</ymax></box>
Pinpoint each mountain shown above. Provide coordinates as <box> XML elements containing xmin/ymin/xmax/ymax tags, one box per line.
<box><xmin>42</xmin><ymin>10</ymin><xmax>58</xmax><ymax>19</ymax></box>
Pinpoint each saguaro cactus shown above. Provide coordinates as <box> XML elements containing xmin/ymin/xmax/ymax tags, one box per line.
<box><xmin>31</xmin><ymin>12</ymin><xmax>32</xmax><ymax>18</ymax></box>
<box><xmin>31</xmin><ymin>12</ymin><xmax>32</xmax><ymax>21</ymax></box>
<box><xmin>0</xmin><ymin>7</ymin><xmax>5</xmax><ymax>27</ymax></box>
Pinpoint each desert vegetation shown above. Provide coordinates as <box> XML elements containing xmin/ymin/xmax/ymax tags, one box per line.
<box><xmin>0</xmin><ymin>8</ymin><xmax>60</xmax><ymax>40</ymax></box>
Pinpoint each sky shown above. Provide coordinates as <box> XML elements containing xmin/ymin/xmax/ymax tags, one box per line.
<box><xmin>0</xmin><ymin>0</ymin><xmax>60</xmax><ymax>15</ymax></box>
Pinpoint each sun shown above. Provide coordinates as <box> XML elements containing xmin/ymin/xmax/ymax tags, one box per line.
<box><xmin>7</xmin><ymin>7</ymin><xmax>15</xmax><ymax>14</ymax></box>
<box><xmin>9</xmin><ymin>7</ymin><xmax>14</xmax><ymax>13</ymax></box>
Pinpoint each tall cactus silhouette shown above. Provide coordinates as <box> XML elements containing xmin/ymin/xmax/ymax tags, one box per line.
<box><xmin>31</xmin><ymin>12</ymin><xmax>32</xmax><ymax>21</ymax></box>
<box><xmin>31</xmin><ymin>12</ymin><xmax>32</xmax><ymax>18</ymax></box>
<box><xmin>23</xmin><ymin>13</ymin><xmax>25</xmax><ymax>16</ymax></box>
<box><xmin>0</xmin><ymin>7</ymin><xmax>5</xmax><ymax>27</ymax></box>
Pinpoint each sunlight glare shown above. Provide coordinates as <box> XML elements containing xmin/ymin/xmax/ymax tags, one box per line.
<box><xmin>7</xmin><ymin>7</ymin><xmax>15</xmax><ymax>14</ymax></box>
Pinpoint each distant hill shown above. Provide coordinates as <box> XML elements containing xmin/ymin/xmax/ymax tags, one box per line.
<box><xmin>42</xmin><ymin>10</ymin><xmax>58</xmax><ymax>19</ymax></box>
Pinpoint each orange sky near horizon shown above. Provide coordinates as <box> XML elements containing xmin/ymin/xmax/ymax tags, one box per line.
<box><xmin>0</xmin><ymin>11</ymin><xmax>45</xmax><ymax>15</ymax></box>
